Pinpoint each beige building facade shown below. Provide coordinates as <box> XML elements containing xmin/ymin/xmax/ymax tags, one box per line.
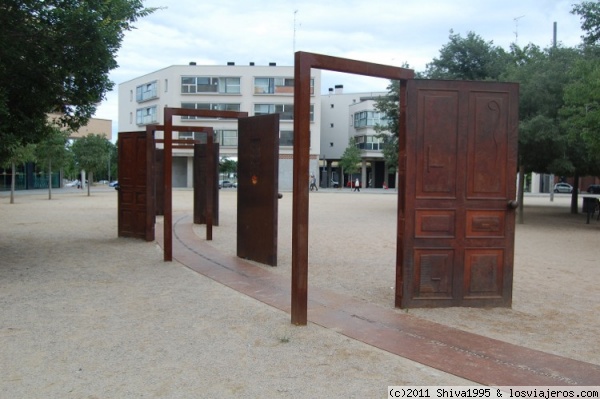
<box><xmin>118</xmin><ymin>62</ymin><xmax>322</xmax><ymax>190</ymax></box>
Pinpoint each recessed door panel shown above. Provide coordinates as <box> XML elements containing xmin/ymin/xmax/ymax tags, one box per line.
<box><xmin>413</xmin><ymin>249</ymin><xmax>455</xmax><ymax>300</ymax></box>
<box><xmin>467</xmin><ymin>93</ymin><xmax>510</xmax><ymax>198</ymax></box>
<box><xmin>464</xmin><ymin>249</ymin><xmax>504</xmax><ymax>298</ymax></box>
<box><xmin>416</xmin><ymin>91</ymin><xmax>458</xmax><ymax>198</ymax></box>
<box><xmin>415</xmin><ymin>210</ymin><xmax>455</xmax><ymax>238</ymax></box>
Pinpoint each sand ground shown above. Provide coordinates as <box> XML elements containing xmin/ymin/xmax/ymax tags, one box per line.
<box><xmin>1</xmin><ymin>186</ymin><xmax>598</xmax><ymax>398</ymax></box>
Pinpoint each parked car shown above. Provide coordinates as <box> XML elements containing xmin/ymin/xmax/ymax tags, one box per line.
<box><xmin>65</xmin><ymin>180</ymin><xmax>80</xmax><ymax>187</ymax></box>
<box><xmin>108</xmin><ymin>181</ymin><xmax>119</xmax><ymax>187</ymax></box>
<box><xmin>219</xmin><ymin>180</ymin><xmax>233</xmax><ymax>188</ymax></box>
<box><xmin>587</xmin><ymin>184</ymin><xmax>600</xmax><ymax>194</ymax></box>
<box><xmin>553</xmin><ymin>183</ymin><xmax>573</xmax><ymax>193</ymax></box>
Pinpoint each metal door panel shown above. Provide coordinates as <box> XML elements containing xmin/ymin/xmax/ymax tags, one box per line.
<box><xmin>398</xmin><ymin>80</ymin><xmax>518</xmax><ymax>308</ymax></box>
<box><xmin>117</xmin><ymin>131</ymin><xmax>155</xmax><ymax>241</ymax></box>
<box><xmin>236</xmin><ymin>114</ymin><xmax>279</xmax><ymax>266</ymax></box>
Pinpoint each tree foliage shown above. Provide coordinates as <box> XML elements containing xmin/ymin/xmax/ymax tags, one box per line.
<box><xmin>572</xmin><ymin>0</ymin><xmax>600</xmax><ymax>46</ymax></box>
<box><xmin>560</xmin><ymin>56</ymin><xmax>600</xmax><ymax>155</ymax></box>
<box><xmin>424</xmin><ymin>30</ymin><xmax>510</xmax><ymax>80</ymax></box>
<box><xmin>339</xmin><ymin>137</ymin><xmax>362</xmax><ymax>179</ymax></box>
<box><xmin>0</xmin><ymin>0</ymin><xmax>156</xmax><ymax>162</ymax></box>
<box><xmin>71</xmin><ymin>134</ymin><xmax>110</xmax><ymax>195</ymax></box>
<box><xmin>374</xmin><ymin>81</ymin><xmax>400</xmax><ymax>171</ymax></box>
<box><xmin>502</xmin><ymin>44</ymin><xmax>582</xmax><ymax>175</ymax></box>
<box><xmin>219</xmin><ymin>158</ymin><xmax>238</xmax><ymax>177</ymax></box>
<box><xmin>35</xmin><ymin>127</ymin><xmax>70</xmax><ymax>199</ymax></box>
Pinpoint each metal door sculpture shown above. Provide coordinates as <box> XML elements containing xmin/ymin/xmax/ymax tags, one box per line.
<box><xmin>237</xmin><ymin>114</ymin><xmax>280</xmax><ymax>266</ymax></box>
<box><xmin>117</xmin><ymin>131</ymin><xmax>155</xmax><ymax>241</ymax></box>
<box><xmin>291</xmin><ymin>52</ymin><xmax>518</xmax><ymax>325</ymax></box>
<box><xmin>398</xmin><ymin>79</ymin><xmax>518</xmax><ymax>308</ymax></box>
<box><xmin>194</xmin><ymin>140</ymin><xmax>219</xmax><ymax>226</ymax></box>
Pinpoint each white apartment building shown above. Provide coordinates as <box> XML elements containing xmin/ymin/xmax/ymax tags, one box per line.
<box><xmin>118</xmin><ymin>62</ymin><xmax>321</xmax><ymax>190</ymax></box>
<box><xmin>319</xmin><ymin>87</ymin><xmax>394</xmax><ymax>189</ymax></box>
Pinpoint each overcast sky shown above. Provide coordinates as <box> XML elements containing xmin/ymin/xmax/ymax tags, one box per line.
<box><xmin>95</xmin><ymin>0</ymin><xmax>587</xmax><ymax>134</ymax></box>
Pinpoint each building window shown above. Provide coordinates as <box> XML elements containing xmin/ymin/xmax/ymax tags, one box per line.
<box><xmin>253</xmin><ymin>77</ymin><xmax>314</xmax><ymax>95</ymax></box>
<box><xmin>136</xmin><ymin>106</ymin><xmax>158</xmax><ymax>125</ymax></box>
<box><xmin>254</xmin><ymin>103</ymin><xmax>314</xmax><ymax>121</ymax></box>
<box><xmin>355</xmin><ymin>135</ymin><xmax>385</xmax><ymax>150</ymax></box>
<box><xmin>178</xmin><ymin>131</ymin><xmax>212</xmax><ymax>142</ymax></box>
<box><xmin>280</xmin><ymin>130</ymin><xmax>294</xmax><ymax>146</ymax></box>
<box><xmin>164</xmin><ymin>79</ymin><xmax>168</xmax><ymax>92</ymax></box>
<box><xmin>180</xmin><ymin>102</ymin><xmax>241</xmax><ymax>120</ymax></box>
<box><xmin>216</xmin><ymin>130</ymin><xmax>238</xmax><ymax>146</ymax></box>
<box><xmin>181</xmin><ymin>76</ymin><xmax>241</xmax><ymax>94</ymax></box>
<box><xmin>136</xmin><ymin>81</ymin><xmax>158</xmax><ymax>102</ymax></box>
<box><xmin>353</xmin><ymin>110</ymin><xmax>389</xmax><ymax>128</ymax></box>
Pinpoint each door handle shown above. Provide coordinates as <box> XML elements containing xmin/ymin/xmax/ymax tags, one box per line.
<box><xmin>507</xmin><ymin>200</ymin><xmax>518</xmax><ymax>209</ymax></box>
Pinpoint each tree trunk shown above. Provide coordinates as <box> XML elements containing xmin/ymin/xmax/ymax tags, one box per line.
<box><xmin>48</xmin><ymin>159</ymin><xmax>52</xmax><ymax>200</ymax></box>
<box><xmin>87</xmin><ymin>171</ymin><xmax>92</xmax><ymax>196</ymax></box>
<box><xmin>10</xmin><ymin>162</ymin><xmax>15</xmax><ymax>204</ymax></box>
<box><xmin>518</xmin><ymin>164</ymin><xmax>525</xmax><ymax>224</ymax></box>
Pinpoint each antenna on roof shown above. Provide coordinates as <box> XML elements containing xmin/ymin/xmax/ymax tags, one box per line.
<box><xmin>513</xmin><ymin>15</ymin><xmax>525</xmax><ymax>44</ymax></box>
<box><xmin>293</xmin><ymin>9</ymin><xmax>299</xmax><ymax>55</ymax></box>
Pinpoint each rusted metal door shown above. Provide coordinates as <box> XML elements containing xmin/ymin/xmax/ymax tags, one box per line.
<box><xmin>117</xmin><ymin>131</ymin><xmax>155</xmax><ymax>241</ymax></box>
<box><xmin>193</xmin><ymin>142</ymin><xmax>219</xmax><ymax>225</ymax></box>
<box><xmin>237</xmin><ymin>114</ymin><xmax>280</xmax><ymax>266</ymax></box>
<box><xmin>155</xmin><ymin>149</ymin><xmax>164</xmax><ymax>216</ymax></box>
<box><xmin>397</xmin><ymin>79</ymin><xmax>519</xmax><ymax>308</ymax></box>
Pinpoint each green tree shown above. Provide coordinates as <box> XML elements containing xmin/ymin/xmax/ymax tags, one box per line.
<box><xmin>339</xmin><ymin>137</ymin><xmax>362</xmax><ymax>187</ymax></box>
<box><xmin>424</xmin><ymin>30</ymin><xmax>510</xmax><ymax>80</ymax></box>
<box><xmin>373</xmin><ymin>62</ymin><xmax>420</xmax><ymax>172</ymax></box>
<box><xmin>559</xmin><ymin>55</ymin><xmax>600</xmax><ymax>212</ymax></box>
<box><xmin>2</xmin><ymin>144</ymin><xmax>36</xmax><ymax>204</ymax></box>
<box><xmin>0</xmin><ymin>0</ymin><xmax>156</xmax><ymax>162</ymax></box>
<box><xmin>502</xmin><ymin>44</ymin><xmax>584</xmax><ymax>215</ymax></box>
<box><xmin>34</xmin><ymin>127</ymin><xmax>70</xmax><ymax>200</ymax></box>
<box><xmin>219</xmin><ymin>158</ymin><xmax>238</xmax><ymax>180</ymax></box>
<box><xmin>572</xmin><ymin>0</ymin><xmax>600</xmax><ymax>46</ymax></box>
<box><xmin>108</xmin><ymin>142</ymin><xmax>118</xmax><ymax>183</ymax></box>
<box><xmin>71</xmin><ymin>134</ymin><xmax>110</xmax><ymax>196</ymax></box>
<box><xmin>374</xmin><ymin>81</ymin><xmax>400</xmax><ymax>172</ymax></box>
<box><xmin>62</xmin><ymin>149</ymin><xmax>78</xmax><ymax>181</ymax></box>
<box><xmin>560</xmin><ymin>56</ymin><xmax>600</xmax><ymax>154</ymax></box>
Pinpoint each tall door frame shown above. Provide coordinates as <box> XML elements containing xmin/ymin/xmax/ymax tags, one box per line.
<box><xmin>291</xmin><ymin>52</ymin><xmax>414</xmax><ymax>325</ymax></box>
